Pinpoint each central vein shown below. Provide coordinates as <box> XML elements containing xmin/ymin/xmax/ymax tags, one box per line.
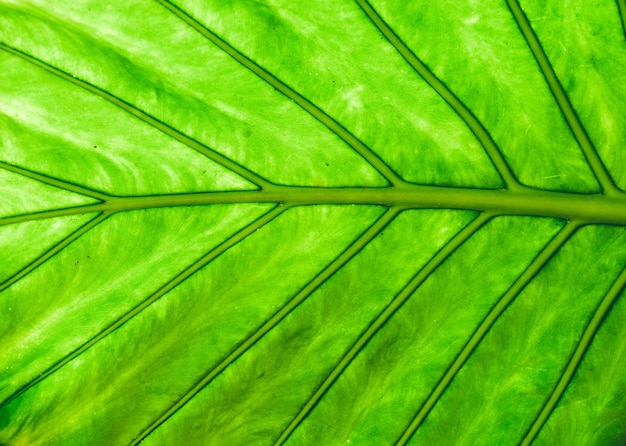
<box><xmin>2</xmin><ymin>185</ymin><xmax>624</xmax><ymax>227</ymax></box>
<box><xmin>97</xmin><ymin>185</ymin><xmax>626</xmax><ymax>225</ymax></box>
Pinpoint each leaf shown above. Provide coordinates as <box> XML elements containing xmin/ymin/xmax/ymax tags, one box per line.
<box><xmin>1</xmin><ymin>0</ymin><xmax>625</xmax><ymax>444</ymax></box>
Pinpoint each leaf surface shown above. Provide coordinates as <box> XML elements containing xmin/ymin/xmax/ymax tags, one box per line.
<box><xmin>1</xmin><ymin>0</ymin><xmax>626</xmax><ymax>445</ymax></box>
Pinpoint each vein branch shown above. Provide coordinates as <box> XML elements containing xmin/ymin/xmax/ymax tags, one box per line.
<box><xmin>505</xmin><ymin>0</ymin><xmax>621</xmax><ymax>196</ymax></box>
<box><xmin>0</xmin><ymin>161</ymin><xmax>110</xmax><ymax>201</ymax></box>
<box><xmin>0</xmin><ymin>213</ymin><xmax>110</xmax><ymax>293</ymax></box>
<box><xmin>396</xmin><ymin>220</ymin><xmax>579</xmax><ymax>445</ymax></box>
<box><xmin>520</xmin><ymin>265</ymin><xmax>626</xmax><ymax>445</ymax></box>
<box><xmin>274</xmin><ymin>212</ymin><xmax>492</xmax><ymax>445</ymax></box>
<box><xmin>0</xmin><ymin>42</ymin><xmax>269</xmax><ymax>189</ymax></box>
<box><xmin>355</xmin><ymin>0</ymin><xmax>520</xmax><ymax>190</ymax></box>
<box><xmin>155</xmin><ymin>0</ymin><xmax>403</xmax><ymax>187</ymax></box>
<box><xmin>0</xmin><ymin>205</ymin><xmax>285</xmax><ymax>410</ymax></box>
<box><xmin>0</xmin><ymin>203</ymin><xmax>107</xmax><ymax>227</ymax></box>
<box><xmin>130</xmin><ymin>206</ymin><xmax>400</xmax><ymax>446</ymax></box>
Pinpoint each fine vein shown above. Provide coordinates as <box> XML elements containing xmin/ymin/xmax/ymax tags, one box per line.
<box><xmin>0</xmin><ymin>161</ymin><xmax>110</xmax><ymax>201</ymax></box>
<box><xmin>0</xmin><ymin>43</ymin><xmax>268</xmax><ymax>189</ymax></box>
<box><xmin>155</xmin><ymin>0</ymin><xmax>403</xmax><ymax>187</ymax></box>
<box><xmin>505</xmin><ymin>0</ymin><xmax>621</xmax><ymax>196</ymax></box>
<box><xmin>0</xmin><ymin>213</ymin><xmax>110</xmax><ymax>294</ymax></box>
<box><xmin>355</xmin><ymin>0</ymin><xmax>520</xmax><ymax>190</ymax></box>
<box><xmin>130</xmin><ymin>206</ymin><xmax>400</xmax><ymax>446</ymax></box>
<box><xmin>274</xmin><ymin>212</ymin><xmax>492</xmax><ymax>445</ymax></box>
<box><xmin>0</xmin><ymin>205</ymin><xmax>285</xmax><ymax>410</ymax></box>
<box><xmin>521</xmin><ymin>265</ymin><xmax>626</xmax><ymax>445</ymax></box>
<box><xmin>396</xmin><ymin>220</ymin><xmax>580</xmax><ymax>445</ymax></box>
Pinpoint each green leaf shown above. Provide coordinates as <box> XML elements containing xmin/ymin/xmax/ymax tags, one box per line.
<box><xmin>1</xmin><ymin>0</ymin><xmax>625</xmax><ymax>444</ymax></box>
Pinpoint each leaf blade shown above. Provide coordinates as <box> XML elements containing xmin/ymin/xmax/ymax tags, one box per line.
<box><xmin>0</xmin><ymin>1</ymin><xmax>625</xmax><ymax>444</ymax></box>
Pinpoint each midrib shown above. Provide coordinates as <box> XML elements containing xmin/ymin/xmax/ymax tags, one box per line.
<box><xmin>3</xmin><ymin>185</ymin><xmax>626</xmax><ymax>226</ymax></box>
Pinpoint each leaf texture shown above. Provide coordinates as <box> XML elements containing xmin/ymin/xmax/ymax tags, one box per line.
<box><xmin>0</xmin><ymin>0</ymin><xmax>625</xmax><ymax>445</ymax></box>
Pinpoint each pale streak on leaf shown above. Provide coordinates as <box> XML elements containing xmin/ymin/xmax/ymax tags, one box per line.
<box><xmin>0</xmin><ymin>43</ymin><xmax>268</xmax><ymax>189</ymax></box>
<box><xmin>131</xmin><ymin>206</ymin><xmax>400</xmax><ymax>445</ymax></box>
<box><xmin>505</xmin><ymin>0</ymin><xmax>621</xmax><ymax>197</ymax></box>
<box><xmin>354</xmin><ymin>0</ymin><xmax>521</xmax><ymax>191</ymax></box>
<box><xmin>0</xmin><ymin>205</ymin><xmax>285</xmax><ymax>410</ymax></box>
<box><xmin>275</xmin><ymin>212</ymin><xmax>491</xmax><ymax>445</ymax></box>
<box><xmin>0</xmin><ymin>212</ymin><xmax>110</xmax><ymax>294</ymax></box>
<box><xmin>521</xmin><ymin>264</ymin><xmax>626</xmax><ymax>445</ymax></box>
<box><xmin>396</xmin><ymin>219</ymin><xmax>580</xmax><ymax>445</ymax></box>
<box><xmin>154</xmin><ymin>0</ymin><xmax>404</xmax><ymax>187</ymax></box>
<box><xmin>0</xmin><ymin>161</ymin><xmax>110</xmax><ymax>201</ymax></box>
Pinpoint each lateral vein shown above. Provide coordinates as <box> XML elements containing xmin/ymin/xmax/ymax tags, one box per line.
<box><xmin>0</xmin><ymin>204</ymin><xmax>108</xmax><ymax>227</ymax></box>
<box><xmin>396</xmin><ymin>220</ymin><xmax>579</xmax><ymax>445</ymax></box>
<box><xmin>0</xmin><ymin>205</ymin><xmax>285</xmax><ymax>410</ymax></box>
<box><xmin>0</xmin><ymin>161</ymin><xmax>110</xmax><ymax>201</ymax></box>
<box><xmin>355</xmin><ymin>0</ymin><xmax>520</xmax><ymax>190</ymax></box>
<box><xmin>155</xmin><ymin>0</ymin><xmax>403</xmax><ymax>187</ymax></box>
<box><xmin>274</xmin><ymin>212</ymin><xmax>492</xmax><ymax>445</ymax></box>
<box><xmin>0</xmin><ymin>213</ymin><xmax>110</xmax><ymax>293</ymax></box>
<box><xmin>0</xmin><ymin>42</ymin><xmax>268</xmax><ymax>189</ymax></box>
<box><xmin>505</xmin><ymin>0</ymin><xmax>621</xmax><ymax>196</ymax></box>
<box><xmin>520</xmin><ymin>265</ymin><xmax>626</xmax><ymax>445</ymax></box>
<box><xmin>130</xmin><ymin>206</ymin><xmax>400</xmax><ymax>446</ymax></box>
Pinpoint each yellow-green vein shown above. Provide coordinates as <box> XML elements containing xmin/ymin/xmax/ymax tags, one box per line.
<box><xmin>3</xmin><ymin>185</ymin><xmax>626</xmax><ymax>226</ymax></box>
